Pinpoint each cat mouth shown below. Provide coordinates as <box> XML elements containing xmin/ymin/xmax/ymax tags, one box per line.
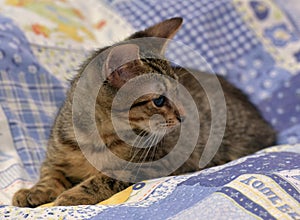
<box><xmin>162</xmin><ymin>124</ymin><xmax>179</xmax><ymax>133</ymax></box>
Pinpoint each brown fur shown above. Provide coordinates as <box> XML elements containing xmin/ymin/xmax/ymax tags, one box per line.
<box><xmin>12</xmin><ymin>17</ymin><xmax>276</xmax><ymax>207</ymax></box>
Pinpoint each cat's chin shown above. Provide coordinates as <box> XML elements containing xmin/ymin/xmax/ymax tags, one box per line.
<box><xmin>166</xmin><ymin>125</ymin><xmax>180</xmax><ymax>134</ymax></box>
<box><xmin>155</xmin><ymin>124</ymin><xmax>180</xmax><ymax>136</ymax></box>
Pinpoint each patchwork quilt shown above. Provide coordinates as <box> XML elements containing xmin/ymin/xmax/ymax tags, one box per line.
<box><xmin>0</xmin><ymin>0</ymin><xmax>299</xmax><ymax>219</ymax></box>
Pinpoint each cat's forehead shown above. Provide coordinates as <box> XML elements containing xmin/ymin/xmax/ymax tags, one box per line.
<box><xmin>142</xmin><ymin>59</ymin><xmax>177</xmax><ymax>83</ymax></box>
<box><xmin>141</xmin><ymin>71</ymin><xmax>177</xmax><ymax>92</ymax></box>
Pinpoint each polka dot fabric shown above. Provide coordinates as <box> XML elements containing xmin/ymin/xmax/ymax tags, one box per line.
<box><xmin>261</xmin><ymin>73</ymin><xmax>300</xmax><ymax>144</ymax></box>
<box><xmin>113</xmin><ymin>0</ymin><xmax>259</xmax><ymax>72</ymax></box>
<box><xmin>110</xmin><ymin>0</ymin><xmax>300</xmax><ymax>144</ymax></box>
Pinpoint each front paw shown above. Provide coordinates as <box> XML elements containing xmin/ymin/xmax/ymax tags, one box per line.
<box><xmin>12</xmin><ymin>189</ymin><xmax>31</xmax><ymax>207</ymax></box>
<box><xmin>12</xmin><ymin>188</ymin><xmax>58</xmax><ymax>207</ymax></box>
<box><xmin>54</xmin><ymin>190</ymin><xmax>96</xmax><ymax>206</ymax></box>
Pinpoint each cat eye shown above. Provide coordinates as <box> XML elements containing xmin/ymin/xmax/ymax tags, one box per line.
<box><xmin>153</xmin><ymin>95</ymin><xmax>166</xmax><ymax>107</ymax></box>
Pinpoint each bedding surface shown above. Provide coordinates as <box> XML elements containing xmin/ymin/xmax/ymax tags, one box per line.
<box><xmin>0</xmin><ymin>0</ymin><xmax>299</xmax><ymax>219</ymax></box>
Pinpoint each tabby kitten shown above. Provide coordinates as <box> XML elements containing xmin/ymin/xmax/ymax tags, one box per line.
<box><xmin>12</xmin><ymin>17</ymin><xmax>276</xmax><ymax>207</ymax></box>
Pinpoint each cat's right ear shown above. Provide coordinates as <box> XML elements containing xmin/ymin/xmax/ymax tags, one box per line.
<box><xmin>103</xmin><ymin>44</ymin><xmax>141</xmax><ymax>88</ymax></box>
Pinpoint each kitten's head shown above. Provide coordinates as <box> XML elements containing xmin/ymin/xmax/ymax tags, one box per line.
<box><xmin>93</xmin><ymin>18</ymin><xmax>185</xmax><ymax>139</ymax></box>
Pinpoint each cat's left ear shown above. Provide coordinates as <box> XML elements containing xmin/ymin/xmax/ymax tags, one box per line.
<box><xmin>130</xmin><ymin>17</ymin><xmax>183</xmax><ymax>54</ymax></box>
<box><xmin>103</xmin><ymin>44</ymin><xmax>141</xmax><ymax>88</ymax></box>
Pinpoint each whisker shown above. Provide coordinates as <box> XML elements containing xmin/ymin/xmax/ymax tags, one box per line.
<box><xmin>149</xmin><ymin>134</ymin><xmax>160</xmax><ymax>163</ymax></box>
<box><xmin>122</xmin><ymin>129</ymin><xmax>149</xmax><ymax>173</ymax></box>
<box><xmin>134</xmin><ymin>139</ymin><xmax>154</xmax><ymax>182</ymax></box>
<box><xmin>130</xmin><ymin>129</ymin><xmax>146</xmax><ymax>155</ymax></box>
<box><xmin>144</xmin><ymin>129</ymin><xmax>162</xmax><ymax>164</ymax></box>
<box><xmin>124</xmin><ymin>126</ymin><xmax>166</xmax><ymax>181</ymax></box>
<box><xmin>137</xmin><ymin>133</ymin><xmax>156</xmax><ymax>163</ymax></box>
<box><xmin>128</xmin><ymin>131</ymin><xmax>148</xmax><ymax>161</ymax></box>
<box><xmin>150</xmin><ymin>133</ymin><xmax>162</xmax><ymax>162</ymax></box>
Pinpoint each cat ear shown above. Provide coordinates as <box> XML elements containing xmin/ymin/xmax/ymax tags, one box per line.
<box><xmin>104</xmin><ymin>44</ymin><xmax>141</xmax><ymax>88</ymax></box>
<box><xmin>144</xmin><ymin>17</ymin><xmax>183</xmax><ymax>39</ymax></box>
<box><xmin>130</xmin><ymin>17</ymin><xmax>183</xmax><ymax>54</ymax></box>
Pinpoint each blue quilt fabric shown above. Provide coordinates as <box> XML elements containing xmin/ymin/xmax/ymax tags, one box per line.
<box><xmin>0</xmin><ymin>0</ymin><xmax>299</xmax><ymax>219</ymax></box>
<box><xmin>90</xmin><ymin>150</ymin><xmax>300</xmax><ymax>220</ymax></box>
<box><xmin>0</xmin><ymin>16</ymin><xmax>66</xmax><ymax>178</ymax></box>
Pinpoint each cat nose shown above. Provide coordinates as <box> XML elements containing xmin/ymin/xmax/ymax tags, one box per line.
<box><xmin>176</xmin><ymin>115</ymin><xmax>185</xmax><ymax>123</ymax></box>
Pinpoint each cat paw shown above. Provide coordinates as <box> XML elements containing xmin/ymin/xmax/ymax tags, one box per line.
<box><xmin>12</xmin><ymin>189</ymin><xmax>31</xmax><ymax>207</ymax></box>
<box><xmin>54</xmin><ymin>191</ymin><xmax>95</xmax><ymax>206</ymax></box>
<box><xmin>53</xmin><ymin>195</ymin><xmax>76</xmax><ymax>206</ymax></box>
<box><xmin>12</xmin><ymin>188</ymin><xmax>58</xmax><ymax>207</ymax></box>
